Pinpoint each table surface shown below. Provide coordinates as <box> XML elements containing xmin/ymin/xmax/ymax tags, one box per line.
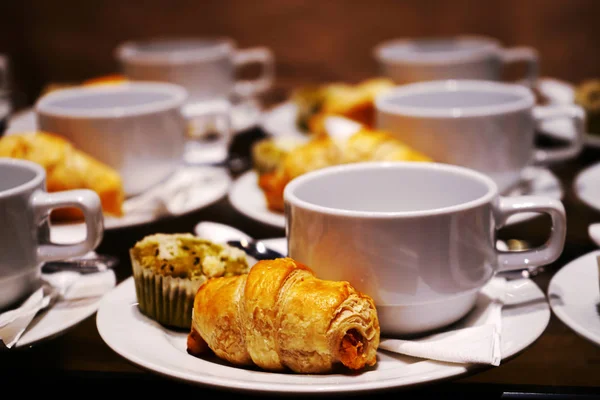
<box><xmin>2</xmin><ymin>101</ymin><xmax>600</xmax><ymax>399</ymax></box>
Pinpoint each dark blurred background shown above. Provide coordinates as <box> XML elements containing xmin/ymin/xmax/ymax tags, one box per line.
<box><xmin>0</xmin><ymin>0</ymin><xmax>597</xmax><ymax>108</ymax></box>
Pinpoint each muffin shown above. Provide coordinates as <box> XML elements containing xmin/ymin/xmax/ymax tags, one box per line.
<box><xmin>574</xmin><ymin>79</ymin><xmax>600</xmax><ymax>135</ymax></box>
<box><xmin>129</xmin><ymin>233</ymin><xmax>249</xmax><ymax>329</ymax></box>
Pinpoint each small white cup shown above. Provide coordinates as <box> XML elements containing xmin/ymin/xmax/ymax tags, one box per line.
<box><xmin>0</xmin><ymin>158</ymin><xmax>103</xmax><ymax>311</ymax></box>
<box><xmin>35</xmin><ymin>82</ymin><xmax>229</xmax><ymax>196</ymax></box>
<box><xmin>284</xmin><ymin>161</ymin><xmax>566</xmax><ymax>336</ymax></box>
<box><xmin>374</xmin><ymin>35</ymin><xmax>538</xmax><ymax>86</ymax></box>
<box><xmin>375</xmin><ymin>79</ymin><xmax>585</xmax><ymax>193</ymax></box>
<box><xmin>115</xmin><ymin>37</ymin><xmax>275</xmax><ymax>104</ymax></box>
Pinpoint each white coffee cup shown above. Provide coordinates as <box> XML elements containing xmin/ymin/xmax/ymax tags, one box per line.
<box><xmin>0</xmin><ymin>158</ymin><xmax>103</xmax><ymax>311</ymax></box>
<box><xmin>35</xmin><ymin>82</ymin><xmax>229</xmax><ymax>196</ymax></box>
<box><xmin>374</xmin><ymin>35</ymin><xmax>538</xmax><ymax>86</ymax></box>
<box><xmin>115</xmin><ymin>37</ymin><xmax>275</xmax><ymax>104</ymax></box>
<box><xmin>375</xmin><ymin>79</ymin><xmax>585</xmax><ymax>193</ymax></box>
<box><xmin>284</xmin><ymin>161</ymin><xmax>566</xmax><ymax>336</ymax></box>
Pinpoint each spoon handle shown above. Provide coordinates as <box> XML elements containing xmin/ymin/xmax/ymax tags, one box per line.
<box><xmin>42</xmin><ymin>254</ymin><xmax>119</xmax><ymax>275</ymax></box>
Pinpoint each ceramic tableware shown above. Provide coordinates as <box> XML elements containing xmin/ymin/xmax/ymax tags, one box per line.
<box><xmin>35</xmin><ymin>82</ymin><xmax>230</xmax><ymax>196</ymax></box>
<box><xmin>115</xmin><ymin>37</ymin><xmax>275</xmax><ymax>103</ymax></box>
<box><xmin>0</xmin><ymin>158</ymin><xmax>103</xmax><ymax>311</ymax></box>
<box><xmin>284</xmin><ymin>161</ymin><xmax>566</xmax><ymax>335</ymax></box>
<box><xmin>374</xmin><ymin>35</ymin><xmax>538</xmax><ymax>86</ymax></box>
<box><xmin>375</xmin><ymin>79</ymin><xmax>585</xmax><ymax>194</ymax></box>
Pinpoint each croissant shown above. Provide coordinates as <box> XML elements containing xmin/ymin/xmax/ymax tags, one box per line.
<box><xmin>187</xmin><ymin>257</ymin><xmax>380</xmax><ymax>374</ymax></box>
<box><xmin>256</xmin><ymin>129</ymin><xmax>432</xmax><ymax>212</ymax></box>
<box><xmin>293</xmin><ymin>77</ymin><xmax>395</xmax><ymax>135</ymax></box>
<box><xmin>0</xmin><ymin>131</ymin><xmax>125</xmax><ymax>221</ymax></box>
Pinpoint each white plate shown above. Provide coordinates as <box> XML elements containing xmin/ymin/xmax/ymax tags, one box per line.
<box><xmin>548</xmin><ymin>250</ymin><xmax>600</xmax><ymax>347</ymax></box>
<box><xmin>5</xmin><ymin>97</ymin><xmax>263</xmax><ymax>165</ymax></box>
<box><xmin>260</xmin><ymin>77</ymin><xmax>600</xmax><ymax>148</ymax></box>
<box><xmin>574</xmin><ymin>161</ymin><xmax>600</xmax><ymax>213</ymax></box>
<box><xmin>96</xmin><ymin>237</ymin><xmax>549</xmax><ymax>394</ymax></box>
<box><xmin>228</xmin><ymin>167</ymin><xmax>563</xmax><ymax>229</ymax></box>
<box><xmin>228</xmin><ymin>170</ymin><xmax>285</xmax><ymax>228</ymax></box>
<box><xmin>50</xmin><ymin>166</ymin><xmax>231</xmax><ymax>244</ymax></box>
<box><xmin>535</xmin><ymin>77</ymin><xmax>600</xmax><ymax>147</ymax></box>
<box><xmin>8</xmin><ymin>272</ymin><xmax>116</xmax><ymax>349</ymax></box>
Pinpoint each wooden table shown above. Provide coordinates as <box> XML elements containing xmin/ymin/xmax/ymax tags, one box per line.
<box><xmin>1</xmin><ymin>115</ymin><xmax>600</xmax><ymax>399</ymax></box>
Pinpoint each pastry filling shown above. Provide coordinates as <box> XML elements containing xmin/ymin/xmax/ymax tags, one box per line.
<box><xmin>339</xmin><ymin>329</ymin><xmax>367</xmax><ymax>369</ymax></box>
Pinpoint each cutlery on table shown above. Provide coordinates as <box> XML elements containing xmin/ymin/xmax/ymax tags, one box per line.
<box><xmin>194</xmin><ymin>221</ymin><xmax>285</xmax><ymax>260</ymax></box>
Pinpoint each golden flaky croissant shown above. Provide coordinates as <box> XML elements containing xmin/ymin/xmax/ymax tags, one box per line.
<box><xmin>293</xmin><ymin>77</ymin><xmax>395</xmax><ymax>135</ymax></box>
<box><xmin>187</xmin><ymin>257</ymin><xmax>380</xmax><ymax>374</ymax></box>
<box><xmin>0</xmin><ymin>132</ymin><xmax>125</xmax><ymax>220</ymax></box>
<box><xmin>255</xmin><ymin>129</ymin><xmax>433</xmax><ymax>212</ymax></box>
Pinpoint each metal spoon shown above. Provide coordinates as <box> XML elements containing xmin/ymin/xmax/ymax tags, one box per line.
<box><xmin>41</xmin><ymin>253</ymin><xmax>119</xmax><ymax>275</ymax></box>
<box><xmin>194</xmin><ymin>221</ymin><xmax>285</xmax><ymax>260</ymax></box>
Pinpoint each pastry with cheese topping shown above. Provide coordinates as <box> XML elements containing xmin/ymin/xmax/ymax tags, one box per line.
<box><xmin>129</xmin><ymin>233</ymin><xmax>250</xmax><ymax>329</ymax></box>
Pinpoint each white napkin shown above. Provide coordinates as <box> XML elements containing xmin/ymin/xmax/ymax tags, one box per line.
<box><xmin>378</xmin><ymin>277</ymin><xmax>506</xmax><ymax>366</ymax></box>
<box><xmin>122</xmin><ymin>166</ymin><xmax>226</xmax><ymax>217</ymax></box>
<box><xmin>0</xmin><ymin>268</ymin><xmax>116</xmax><ymax>349</ymax></box>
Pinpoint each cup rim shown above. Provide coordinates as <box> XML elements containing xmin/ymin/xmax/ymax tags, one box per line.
<box><xmin>375</xmin><ymin>79</ymin><xmax>535</xmax><ymax>118</ymax></box>
<box><xmin>34</xmin><ymin>82</ymin><xmax>188</xmax><ymax>119</ymax></box>
<box><xmin>283</xmin><ymin>161</ymin><xmax>498</xmax><ymax>218</ymax></box>
<box><xmin>0</xmin><ymin>158</ymin><xmax>44</xmax><ymax>198</ymax></box>
<box><xmin>115</xmin><ymin>36</ymin><xmax>235</xmax><ymax>65</ymax></box>
<box><xmin>373</xmin><ymin>34</ymin><xmax>501</xmax><ymax>65</ymax></box>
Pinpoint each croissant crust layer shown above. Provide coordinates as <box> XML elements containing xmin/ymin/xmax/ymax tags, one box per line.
<box><xmin>188</xmin><ymin>258</ymin><xmax>380</xmax><ymax>374</ymax></box>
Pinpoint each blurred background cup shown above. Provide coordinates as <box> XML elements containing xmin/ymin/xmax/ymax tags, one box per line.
<box><xmin>114</xmin><ymin>37</ymin><xmax>275</xmax><ymax>104</ymax></box>
<box><xmin>0</xmin><ymin>158</ymin><xmax>103</xmax><ymax>311</ymax></box>
<box><xmin>375</xmin><ymin>79</ymin><xmax>585</xmax><ymax>193</ymax></box>
<box><xmin>284</xmin><ymin>161</ymin><xmax>566</xmax><ymax>336</ymax></box>
<box><xmin>374</xmin><ymin>35</ymin><xmax>539</xmax><ymax>87</ymax></box>
<box><xmin>34</xmin><ymin>82</ymin><xmax>229</xmax><ymax>196</ymax></box>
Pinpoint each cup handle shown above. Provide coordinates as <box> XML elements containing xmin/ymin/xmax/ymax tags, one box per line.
<box><xmin>32</xmin><ymin>189</ymin><xmax>104</xmax><ymax>262</ymax></box>
<box><xmin>499</xmin><ymin>46</ymin><xmax>539</xmax><ymax>87</ymax></box>
<box><xmin>532</xmin><ymin>104</ymin><xmax>586</xmax><ymax>164</ymax></box>
<box><xmin>232</xmin><ymin>47</ymin><xmax>275</xmax><ymax>98</ymax></box>
<box><xmin>494</xmin><ymin>196</ymin><xmax>566</xmax><ymax>272</ymax></box>
<box><xmin>182</xmin><ymin>100</ymin><xmax>233</xmax><ymax>152</ymax></box>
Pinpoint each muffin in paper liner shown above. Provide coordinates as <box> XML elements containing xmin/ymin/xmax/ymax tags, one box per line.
<box><xmin>129</xmin><ymin>233</ymin><xmax>250</xmax><ymax>330</ymax></box>
<box><xmin>131</xmin><ymin>253</ymin><xmax>206</xmax><ymax>329</ymax></box>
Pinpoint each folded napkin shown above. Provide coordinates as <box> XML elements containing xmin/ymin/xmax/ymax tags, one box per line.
<box><xmin>378</xmin><ymin>277</ymin><xmax>506</xmax><ymax>366</ymax></box>
<box><xmin>122</xmin><ymin>166</ymin><xmax>227</xmax><ymax>217</ymax></box>
<box><xmin>0</xmin><ymin>264</ymin><xmax>115</xmax><ymax>349</ymax></box>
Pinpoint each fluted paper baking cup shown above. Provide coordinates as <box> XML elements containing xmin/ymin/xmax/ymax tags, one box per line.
<box><xmin>130</xmin><ymin>251</ymin><xmax>204</xmax><ymax>329</ymax></box>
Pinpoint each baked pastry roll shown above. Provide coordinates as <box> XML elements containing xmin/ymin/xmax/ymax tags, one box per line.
<box><xmin>293</xmin><ymin>77</ymin><xmax>395</xmax><ymax>135</ymax></box>
<box><xmin>255</xmin><ymin>128</ymin><xmax>433</xmax><ymax>212</ymax></box>
<box><xmin>187</xmin><ymin>257</ymin><xmax>380</xmax><ymax>374</ymax></box>
<box><xmin>0</xmin><ymin>131</ymin><xmax>125</xmax><ymax>221</ymax></box>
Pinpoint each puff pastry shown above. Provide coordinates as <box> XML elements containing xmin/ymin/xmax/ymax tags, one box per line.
<box><xmin>187</xmin><ymin>257</ymin><xmax>380</xmax><ymax>374</ymax></box>
<box><xmin>293</xmin><ymin>77</ymin><xmax>395</xmax><ymax>135</ymax></box>
<box><xmin>256</xmin><ymin>129</ymin><xmax>433</xmax><ymax>212</ymax></box>
<box><xmin>0</xmin><ymin>131</ymin><xmax>125</xmax><ymax>220</ymax></box>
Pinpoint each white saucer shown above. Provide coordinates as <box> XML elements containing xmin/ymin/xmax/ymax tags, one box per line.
<box><xmin>228</xmin><ymin>167</ymin><xmax>562</xmax><ymax>229</ymax></box>
<box><xmin>96</xmin><ymin>236</ymin><xmax>549</xmax><ymax>394</ymax></box>
<box><xmin>548</xmin><ymin>250</ymin><xmax>600</xmax><ymax>347</ymax></box>
<box><xmin>8</xmin><ymin>271</ymin><xmax>116</xmax><ymax>349</ymax></box>
<box><xmin>51</xmin><ymin>165</ymin><xmax>231</xmax><ymax>244</ymax></box>
<box><xmin>574</xmin><ymin>162</ymin><xmax>600</xmax><ymax>213</ymax></box>
<box><xmin>535</xmin><ymin>77</ymin><xmax>600</xmax><ymax>148</ymax></box>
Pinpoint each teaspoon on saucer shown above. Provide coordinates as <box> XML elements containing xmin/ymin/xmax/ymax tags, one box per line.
<box><xmin>41</xmin><ymin>253</ymin><xmax>119</xmax><ymax>275</ymax></box>
<box><xmin>194</xmin><ymin>221</ymin><xmax>285</xmax><ymax>261</ymax></box>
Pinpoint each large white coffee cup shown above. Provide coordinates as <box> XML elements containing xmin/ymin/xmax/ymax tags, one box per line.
<box><xmin>115</xmin><ymin>37</ymin><xmax>275</xmax><ymax>103</ymax></box>
<box><xmin>0</xmin><ymin>158</ymin><xmax>103</xmax><ymax>311</ymax></box>
<box><xmin>374</xmin><ymin>35</ymin><xmax>538</xmax><ymax>86</ymax></box>
<box><xmin>35</xmin><ymin>82</ymin><xmax>229</xmax><ymax>196</ymax></box>
<box><xmin>375</xmin><ymin>80</ymin><xmax>585</xmax><ymax>193</ymax></box>
<box><xmin>284</xmin><ymin>161</ymin><xmax>566</xmax><ymax>336</ymax></box>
